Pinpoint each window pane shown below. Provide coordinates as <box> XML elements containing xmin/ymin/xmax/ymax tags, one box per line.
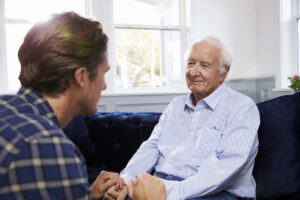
<box><xmin>115</xmin><ymin>28</ymin><xmax>181</xmax><ymax>89</ymax></box>
<box><xmin>5</xmin><ymin>23</ymin><xmax>33</xmax><ymax>90</ymax></box>
<box><xmin>298</xmin><ymin>19</ymin><xmax>300</xmax><ymax>74</ymax></box>
<box><xmin>3</xmin><ymin>0</ymin><xmax>86</xmax><ymax>91</ymax></box>
<box><xmin>114</xmin><ymin>0</ymin><xmax>179</xmax><ymax>26</ymax></box>
<box><xmin>5</xmin><ymin>0</ymin><xmax>85</xmax><ymax>20</ymax></box>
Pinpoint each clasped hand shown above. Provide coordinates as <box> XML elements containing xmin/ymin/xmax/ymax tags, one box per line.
<box><xmin>90</xmin><ymin>172</ymin><xmax>166</xmax><ymax>200</ymax></box>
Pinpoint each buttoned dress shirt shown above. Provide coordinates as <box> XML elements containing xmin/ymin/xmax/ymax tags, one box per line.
<box><xmin>0</xmin><ymin>87</ymin><xmax>90</xmax><ymax>199</ymax></box>
<box><xmin>121</xmin><ymin>83</ymin><xmax>260</xmax><ymax>200</ymax></box>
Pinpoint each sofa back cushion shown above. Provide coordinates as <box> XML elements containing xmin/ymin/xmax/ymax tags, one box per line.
<box><xmin>86</xmin><ymin>112</ymin><xmax>161</xmax><ymax>172</ymax></box>
<box><xmin>254</xmin><ymin>92</ymin><xmax>300</xmax><ymax>200</ymax></box>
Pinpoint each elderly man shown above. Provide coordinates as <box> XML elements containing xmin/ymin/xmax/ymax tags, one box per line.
<box><xmin>118</xmin><ymin>37</ymin><xmax>260</xmax><ymax>200</ymax></box>
<box><xmin>0</xmin><ymin>12</ymin><xmax>163</xmax><ymax>200</ymax></box>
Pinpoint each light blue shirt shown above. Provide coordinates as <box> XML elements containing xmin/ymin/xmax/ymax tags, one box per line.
<box><xmin>121</xmin><ymin>83</ymin><xmax>260</xmax><ymax>199</ymax></box>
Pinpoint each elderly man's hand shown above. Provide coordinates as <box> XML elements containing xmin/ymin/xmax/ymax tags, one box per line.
<box><xmin>128</xmin><ymin>173</ymin><xmax>166</xmax><ymax>200</ymax></box>
<box><xmin>90</xmin><ymin>171</ymin><xmax>124</xmax><ymax>200</ymax></box>
<box><xmin>103</xmin><ymin>183</ymin><xmax>128</xmax><ymax>200</ymax></box>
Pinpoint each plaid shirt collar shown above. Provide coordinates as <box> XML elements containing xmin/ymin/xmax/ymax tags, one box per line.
<box><xmin>17</xmin><ymin>86</ymin><xmax>60</xmax><ymax>127</ymax></box>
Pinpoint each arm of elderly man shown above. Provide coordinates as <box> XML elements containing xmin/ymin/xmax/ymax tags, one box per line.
<box><xmin>101</xmin><ymin>103</ymin><xmax>172</xmax><ymax>200</ymax></box>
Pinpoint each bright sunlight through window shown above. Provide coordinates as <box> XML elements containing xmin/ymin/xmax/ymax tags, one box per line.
<box><xmin>114</xmin><ymin>0</ymin><xmax>182</xmax><ymax>90</ymax></box>
<box><xmin>2</xmin><ymin>0</ymin><xmax>85</xmax><ymax>91</ymax></box>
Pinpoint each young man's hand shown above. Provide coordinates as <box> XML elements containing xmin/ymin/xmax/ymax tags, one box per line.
<box><xmin>103</xmin><ymin>182</ymin><xmax>128</xmax><ymax>200</ymax></box>
<box><xmin>90</xmin><ymin>171</ymin><xmax>125</xmax><ymax>199</ymax></box>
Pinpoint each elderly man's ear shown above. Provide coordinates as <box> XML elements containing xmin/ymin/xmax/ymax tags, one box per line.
<box><xmin>220</xmin><ymin>65</ymin><xmax>230</xmax><ymax>83</ymax></box>
<box><xmin>224</xmin><ymin>65</ymin><xmax>230</xmax><ymax>74</ymax></box>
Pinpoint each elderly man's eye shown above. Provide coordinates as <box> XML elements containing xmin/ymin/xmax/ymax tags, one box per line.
<box><xmin>202</xmin><ymin>64</ymin><xmax>211</xmax><ymax>68</ymax></box>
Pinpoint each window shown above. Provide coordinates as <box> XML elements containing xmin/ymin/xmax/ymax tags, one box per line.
<box><xmin>298</xmin><ymin>18</ymin><xmax>300</xmax><ymax>74</ymax></box>
<box><xmin>274</xmin><ymin>0</ymin><xmax>298</xmax><ymax>89</ymax></box>
<box><xmin>295</xmin><ymin>0</ymin><xmax>300</xmax><ymax>74</ymax></box>
<box><xmin>113</xmin><ymin>0</ymin><xmax>187</xmax><ymax>91</ymax></box>
<box><xmin>0</xmin><ymin>0</ymin><xmax>86</xmax><ymax>93</ymax></box>
<box><xmin>0</xmin><ymin>0</ymin><xmax>188</xmax><ymax>94</ymax></box>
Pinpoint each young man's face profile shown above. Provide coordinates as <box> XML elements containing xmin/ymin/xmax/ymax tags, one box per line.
<box><xmin>81</xmin><ymin>58</ymin><xmax>110</xmax><ymax>114</ymax></box>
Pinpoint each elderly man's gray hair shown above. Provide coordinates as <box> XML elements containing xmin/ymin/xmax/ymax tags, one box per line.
<box><xmin>184</xmin><ymin>36</ymin><xmax>233</xmax><ymax>74</ymax></box>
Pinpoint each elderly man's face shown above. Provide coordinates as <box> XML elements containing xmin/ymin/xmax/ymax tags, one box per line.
<box><xmin>185</xmin><ymin>41</ymin><xmax>228</xmax><ymax>103</ymax></box>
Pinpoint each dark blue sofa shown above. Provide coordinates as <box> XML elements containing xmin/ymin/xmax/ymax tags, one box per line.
<box><xmin>64</xmin><ymin>93</ymin><xmax>300</xmax><ymax>200</ymax></box>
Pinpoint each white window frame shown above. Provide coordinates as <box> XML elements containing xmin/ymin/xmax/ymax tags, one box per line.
<box><xmin>295</xmin><ymin>0</ymin><xmax>300</xmax><ymax>74</ymax></box>
<box><xmin>109</xmin><ymin>0</ymin><xmax>189</xmax><ymax>94</ymax></box>
<box><xmin>0</xmin><ymin>0</ymin><xmax>91</xmax><ymax>94</ymax></box>
<box><xmin>297</xmin><ymin>17</ymin><xmax>300</xmax><ymax>74</ymax></box>
<box><xmin>0</xmin><ymin>0</ymin><xmax>8</xmax><ymax>93</ymax></box>
<box><xmin>0</xmin><ymin>0</ymin><xmax>189</xmax><ymax>95</ymax></box>
<box><xmin>276</xmin><ymin>0</ymin><xmax>298</xmax><ymax>89</ymax></box>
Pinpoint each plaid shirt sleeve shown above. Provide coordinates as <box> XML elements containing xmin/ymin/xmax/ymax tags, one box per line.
<box><xmin>0</xmin><ymin>131</ymin><xmax>90</xmax><ymax>200</ymax></box>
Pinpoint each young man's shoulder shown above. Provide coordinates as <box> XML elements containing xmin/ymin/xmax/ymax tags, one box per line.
<box><xmin>0</xmin><ymin>93</ymin><xmax>65</xmax><ymax>147</ymax></box>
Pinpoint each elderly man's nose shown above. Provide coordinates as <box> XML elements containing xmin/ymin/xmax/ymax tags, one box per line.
<box><xmin>190</xmin><ymin>67</ymin><xmax>200</xmax><ymax>76</ymax></box>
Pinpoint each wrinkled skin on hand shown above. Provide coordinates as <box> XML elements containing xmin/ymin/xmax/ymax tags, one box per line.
<box><xmin>128</xmin><ymin>173</ymin><xmax>166</xmax><ymax>200</ymax></box>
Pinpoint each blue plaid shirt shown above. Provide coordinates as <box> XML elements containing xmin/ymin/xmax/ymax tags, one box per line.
<box><xmin>0</xmin><ymin>87</ymin><xmax>90</xmax><ymax>199</ymax></box>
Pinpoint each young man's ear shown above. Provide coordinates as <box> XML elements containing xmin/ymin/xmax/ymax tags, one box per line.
<box><xmin>73</xmin><ymin>67</ymin><xmax>88</xmax><ymax>88</ymax></box>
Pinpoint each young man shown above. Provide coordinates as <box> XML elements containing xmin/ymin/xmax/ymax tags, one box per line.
<box><xmin>0</xmin><ymin>12</ymin><xmax>123</xmax><ymax>199</ymax></box>
<box><xmin>0</xmin><ymin>11</ymin><xmax>165</xmax><ymax>200</ymax></box>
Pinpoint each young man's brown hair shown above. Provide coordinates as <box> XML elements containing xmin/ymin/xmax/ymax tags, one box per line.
<box><xmin>18</xmin><ymin>12</ymin><xmax>108</xmax><ymax>95</ymax></box>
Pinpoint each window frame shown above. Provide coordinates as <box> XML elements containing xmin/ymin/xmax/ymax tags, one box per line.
<box><xmin>0</xmin><ymin>0</ymin><xmax>189</xmax><ymax>94</ymax></box>
<box><xmin>0</xmin><ymin>0</ymin><xmax>8</xmax><ymax>93</ymax></box>
<box><xmin>292</xmin><ymin>0</ymin><xmax>300</xmax><ymax>78</ymax></box>
<box><xmin>111</xmin><ymin>0</ymin><xmax>188</xmax><ymax>93</ymax></box>
<box><xmin>297</xmin><ymin>17</ymin><xmax>300</xmax><ymax>75</ymax></box>
<box><xmin>0</xmin><ymin>1</ymin><xmax>30</xmax><ymax>93</ymax></box>
<box><xmin>273</xmin><ymin>0</ymin><xmax>298</xmax><ymax>89</ymax></box>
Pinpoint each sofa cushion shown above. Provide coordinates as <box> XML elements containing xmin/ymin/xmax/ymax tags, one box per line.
<box><xmin>63</xmin><ymin>116</ymin><xmax>100</xmax><ymax>184</ymax></box>
<box><xmin>86</xmin><ymin>112</ymin><xmax>161</xmax><ymax>173</ymax></box>
<box><xmin>254</xmin><ymin>92</ymin><xmax>300</xmax><ymax>200</ymax></box>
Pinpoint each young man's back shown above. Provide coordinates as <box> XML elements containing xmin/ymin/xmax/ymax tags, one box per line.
<box><xmin>0</xmin><ymin>87</ymin><xmax>89</xmax><ymax>199</ymax></box>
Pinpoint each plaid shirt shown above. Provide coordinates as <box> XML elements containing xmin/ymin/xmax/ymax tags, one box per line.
<box><xmin>0</xmin><ymin>87</ymin><xmax>90</xmax><ymax>199</ymax></box>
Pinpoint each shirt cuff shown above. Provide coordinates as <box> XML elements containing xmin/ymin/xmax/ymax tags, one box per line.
<box><xmin>159</xmin><ymin>178</ymin><xmax>181</xmax><ymax>200</ymax></box>
<box><xmin>120</xmin><ymin>173</ymin><xmax>135</xmax><ymax>185</ymax></box>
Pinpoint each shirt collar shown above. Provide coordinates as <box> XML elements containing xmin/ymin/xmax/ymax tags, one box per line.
<box><xmin>17</xmin><ymin>86</ymin><xmax>60</xmax><ymax>127</ymax></box>
<box><xmin>185</xmin><ymin>83</ymin><xmax>227</xmax><ymax>111</ymax></box>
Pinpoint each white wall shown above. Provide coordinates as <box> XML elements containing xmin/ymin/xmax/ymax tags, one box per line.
<box><xmin>189</xmin><ymin>0</ymin><xmax>257</xmax><ymax>79</ymax></box>
<box><xmin>189</xmin><ymin>0</ymin><xmax>297</xmax><ymax>88</ymax></box>
<box><xmin>256</xmin><ymin>0</ymin><xmax>297</xmax><ymax>88</ymax></box>
<box><xmin>256</xmin><ymin>0</ymin><xmax>280</xmax><ymax>78</ymax></box>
